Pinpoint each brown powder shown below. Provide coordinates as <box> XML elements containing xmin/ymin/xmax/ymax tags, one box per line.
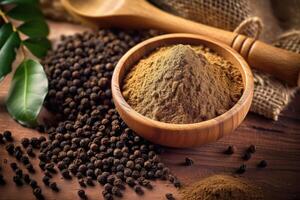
<box><xmin>122</xmin><ymin>44</ymin><xmax>243</xmax><ymax>124</ymax></box>
<box><xmin>180</xmin><ymin>175</ymin><xmax>263</xmax><ymax>200</ymax></box>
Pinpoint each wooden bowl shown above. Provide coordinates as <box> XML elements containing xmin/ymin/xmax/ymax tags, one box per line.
<box><xmin>112</xmin><ymin>34</ymin><xmax>254</xmax><ymax>148</ymax></box>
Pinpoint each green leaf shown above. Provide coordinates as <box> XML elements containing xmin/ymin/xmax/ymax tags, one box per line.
<box><xmin>0</xmin><ymin>0</ymin><xmax>38</xmax><ymax>5</ymax></box>
<box><xmin>7</xmin><ymin>4</ymin><xmax>44</xmax><ymax>21</ymax></box>
<box><xmin>18</xmin><ymin>19</ymin><xmax>49</xmax><ymax>38</ymax></box>
<box><xmin>6</xmin><ymin>59</ymin><xmax>48</xmax><ymax>127</ymax></box>
<box><xmin>23</xmin><ymin>37</ymin><xmax>51</xmax><ymax>58</ymax></box>
<box><xmin>0</xmin><ymin>23</ymin><xmax>13</xmax><ymax>48</ymax></box>
<box><xmin>0</xmin><ymin>32</ymin><xmax>20</xmax><ymax>81</ymax></box>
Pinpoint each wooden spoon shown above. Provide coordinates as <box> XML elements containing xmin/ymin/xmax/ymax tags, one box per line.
<box><xmin>61</xmin><ymin>0</ymin><xmax>300</xmax><ymax>86</ymax></box>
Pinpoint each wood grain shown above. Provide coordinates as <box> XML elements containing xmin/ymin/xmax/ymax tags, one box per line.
<box><xmin>61</xmin><ymin>0</ymin><xmax>300</xmax><ymax>86</ymax></box>
<box><xmin>0</xmin><ymin>21</ymin><xmax>300</xmax><ymax>200</ymax></box>
<box><xmin>112</xmin><ymin>33</ymin><xmax>254</xmax><ymax>147</ymax></box>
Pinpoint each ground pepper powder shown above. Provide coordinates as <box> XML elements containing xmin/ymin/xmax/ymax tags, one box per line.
<box><xmin>123</xmin><ymin>44</ymin><xmax>243</xmax><ymax>124</ymax></box>
<box><xmin>181</xmin><ymin>175</ymin><xmax>263</xmax><ymax>200</ymax></box>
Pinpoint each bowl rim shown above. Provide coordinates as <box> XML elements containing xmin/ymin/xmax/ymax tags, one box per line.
<box><xmin>112</xmin><ymin>33</ymin><xmax>253</xmax><ymax>131</ymax></box>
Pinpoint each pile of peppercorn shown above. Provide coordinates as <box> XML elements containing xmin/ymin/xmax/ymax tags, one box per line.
<box><xmin>38</xmin><ymin>29</ymin><xmax>180</xmax><ymax>200</ymax></box>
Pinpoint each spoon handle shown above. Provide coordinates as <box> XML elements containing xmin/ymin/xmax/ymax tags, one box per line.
<box><xmin>141</xmin><ymin>2</ymin><xmax>300</xmax><ymax>86</ymax></box>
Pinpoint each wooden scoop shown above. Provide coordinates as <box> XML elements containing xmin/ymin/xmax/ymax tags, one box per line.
<box><xmin>61</xmin><ymin>0</ymin><xmax>300</xmax><ymax>86</ymax></box>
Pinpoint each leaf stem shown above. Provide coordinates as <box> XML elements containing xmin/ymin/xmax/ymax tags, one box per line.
<box><xmin>0</xmin><ymin>9</ymin><xmax>9</xmax><ymax>24</ymax></box>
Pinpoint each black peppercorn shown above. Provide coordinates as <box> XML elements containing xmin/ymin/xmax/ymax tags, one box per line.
<box><xmin>61</xmin><ymin>169</ymin><xmax>72</xmax><ymax>179</ymax></box>
<box><xmin>78</xmin><ymin>178</ymin><xmax>86</xmax><ymax>187</ymax></box>
<box><xmin>104</xmin><ymin>183</ymin><xmax>113</xmax><ymax>192</ymax></box>
<box><xmin>112</xmin><ymin>186</ymin><xmax>122</xmax><ymax>197</ymax></box>
<box><xmin>30</xmin><ymin>179</ymin><xmax>38</xmax><ymax>189</ymax></box>
<box><xmin>184</xmin><ymin>157</ymin><xmax>194</xmax><ymax>166</ymax></box>
<box><xmin>78</xmin><ymin>189</ymin><xmax>87</xmax><ymax>199</ymax></box>
<box><xmin>125</xmin><ymin>177</ymin><xmax>135</xmax><ymax>187</ymax></box>
<box><xmin>0</xmin><ymin>174</ymin><xmax>6</xmax><ymax>185</ymax></box>
<box><xmin>173</xmin><ymin>179</ymin><xmax>181</xmax><ymax>188</ymax></box>
<box><xmin>5</xmin><ymin>143</ymin><xmax>15</xmax><ymax>155</ymax></box>
<box><xmin>3</xmin><ymin>130</ymin><xmax>13</xmax><ymax>141</ymax></box>
<box><xmin>21</xmin><ymin>138</ymin><xmax>30</xmax><ymax>148</ymax></box>
<box><xmin>10</xmin><ymin>162</ymin><xmax>18</xmax><ymax>171</ymax></box>
<box><xmin>243</xmin><ymin>152</ymin><xmax>251</xmax><ymax>161</ymax></box>
<box><xmin>33</xmin><ymin>187</ymin><xmax>44</xmax><ymax>200</ymax></box>
<box><xmin>50</xmin><ymin>182</ymin><xmax>59</xmax><ymax>192</ymax></box>
<box><xmin>13</xmin><ymin>175</ymin><xmax>23</xmax><ymax>186</ymax></box>
<box><xmin>258</xmin><ymin>160</ymin><xmax>267</xmax><ymax>168</ymax></box>
<box><xmin>42</xmin><ymin>176</ymin><xmax>50</xmax><ymax>186</ymax></box>
<box><xmin>26</xmin><ymin>163</ymin><xmax>35</xmax><ymax>174</ymax></box>
<box><xmin>41</xmin><ymin>29</ymin><xmax>176</xmax><ymax>198</ymax></box>
<box><xmin>248</xmin><ymin>144</ymin><xmax>256</xmax><ymax>154</ymax></box>
<box><xmin>166</xmin><ymin>193</ymin><xmax>175</xmax><ymax>200</ymax></box>
<box><xmin>15</xmin><ymin>168</ymin><xmax>23</xmax><ymax>177</ymax></box>
<box><xmin>236</xmin><ymin>164</ymin><xmax>247</xmax><ymax>174</ymax></box>
<box><xmin>86</xmin><ymin>176</ymin><xmax>94</xmax><ymax>186</ymax></box>
<box><xmin>23</xmin><ymin>174</ymin><xmax>31</xmax><ymax>184</ymax></box>
<box><xmin>224</xmin><ymin>145</ymin><xmax>236</xmax><ymax>155</ymax></box>
<box><xmin>133</xmin><ymin>185</ymin><xmax>144</xmax><ymax>195</ymax></box>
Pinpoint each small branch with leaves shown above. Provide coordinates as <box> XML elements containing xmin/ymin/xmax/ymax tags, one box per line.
<box><xmin>0</xmin><ymin>0</ymin><xmax>50</xmax><ymax>127</ymax></box>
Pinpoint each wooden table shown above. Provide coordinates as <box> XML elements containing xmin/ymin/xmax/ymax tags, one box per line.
<box><xmin>0</xmin><ymin>21</ymin><xmax>299</xmax><ymax>200</ymax></box>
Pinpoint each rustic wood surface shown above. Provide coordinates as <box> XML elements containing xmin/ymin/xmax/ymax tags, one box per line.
<box><xmin>0</xmin><ymin>21</ymin><xmax>299</xmax><ymax>200</ymax></box>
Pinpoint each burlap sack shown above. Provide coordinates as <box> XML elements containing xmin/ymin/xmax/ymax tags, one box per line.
<box><xmin>42</xmin><ymin>0</ymin><xmax>298</xmax><ymax>120</ymax></box>
<box><xmin>149</xmin><ymin>0</ymin><xmax>298</xmax><ymax>120</ymax></box>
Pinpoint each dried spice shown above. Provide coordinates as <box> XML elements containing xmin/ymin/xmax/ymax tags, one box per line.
<box><xmin>181</xmin><ymin>175</ymin><xmax>263</xmax><ymax>200</ymax></box>
<box><xmin>248</xmin><ymin>145</ymin><xmax>256</xmax><ymax>154</ymax></box>
<box><xmin>166</xmin><ymin>193</ymin><xmax>175</xmax><ymax>200</ymax></box>
<box><xmin>40</xmin><ymin>29</ymin><xmax>180</xmax><ymax>199</ymax></box>
<box><xmin>123</xmin><ymin>45</ymin><xmax>243</xmax><ymax>124</ymax></box>
<box><xmin>257</xmin><ymin>160</ymin><xmax>267</xmax><ymax>168</ymax></box>
<box><xmin>184</xmin><ymin>157</ymin><xmax>194</xmax><ymax>166</ymax></box>
<box><xmin>224</xmin><ymin>145</ymin><xmax>237</xmax><ymax>155</ymax></box>
<box><xmin>3</xmin><ymin>130</ymin><xmax>13</xmax><ymax>142</ymax></box>
<box><xmin>236</xmin><ymin>164</ymin><xmax>247</xmax><ymax>174</ymax></box>
<box><xmin>0</xmin><ymin>174</ymin><xmax>6</xmax><ymax>185</ymax></box>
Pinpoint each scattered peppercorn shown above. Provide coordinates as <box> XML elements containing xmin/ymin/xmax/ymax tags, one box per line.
<box><xmin>78</xmin><ymin>189</ymin><xmax>87</xmax><ymax>199</ymax></box>
<box><xmin>26</xmin><ymin>164</ymin><xmax>35</xmax><ymax>174</ymax></box>
<box><xmin>258</xmin><ymin>160</ymin><xmax>267</xmax><ymax>168</ymax></box>
<box><xmin>42</xmin><ymin>176</ymin><xmax>50</xmax><ymax>186</ymax></box>
<box><xmin>37</xmin><ymin>29</ymin><xmax>184</xmax><ymax>199</ymax></box>
<box><xmin>3</xmin><ymin>130</ymin><xmax>13</xmax><ymax>141</ymax></box>
<box><xmin>10</xmin><ymin>162</ymin><xmax>18</xmax><ymax>171</ymax></box>
<box><xmin>0</xmin><ymin>134</ymin><xmax>5</xmax><ymax>144</ymax></box>
<box><xmin>5</xmin><ymin>143</ymin><xmax>15</xmax><ymax>155</ymax></box>
<box><xmin>33</xmin><ymin>187</ymin><xmax>44</xmax><ymax>200</ymax></box>
<box><xmin>248</xmin><ymin>144</ymin><xmax>256</xmax><ymax>154</ymax></box>
<box><xmin>134</xmin><ymin>185</ymin><xmax>144</xmax><ymax>195</ymax></box>
<box><xmin>21</xmin><ymin>138</ymin><xmax>30</xmax><ymax>148</ymax></box>
<box><xmin>242</xmin><ymin>152</ymin><xmax>251</xmax><ymax>161</ymax></box>
<box><xmin>0</xmin><ymin>174</ymin><xmax>6</xmax><ymax>185</ymax></box>
<box><xmin>30</xmin><ymin>179</ymin><xmax>38</xmax><ymax>189</ymax></box>
<box><xmin>224</xmin><ymin>145</ymin><xmax>236</xmax><ymax>154</ymax></box>
<box><xmin>166</xmin><ymin>193</ymin><xmax>175</xmax><ymax>200</ymax></box>
<box><xmin>13</xmin><ymin>175</ymin><xmax>23</xmax><ymax>186</ymax></box>
<box><xmin>184</xmin><ymin>157</ymin><xmax>194</xmax><ymax>166</ymax></box>
<box><xmin>236</xmin><ymin>164</ymin><xmax>247</xmax><ymax>174</ymax></box>
<box><xmin>78</xmin><ymin>178</ymin><xmax>86</xmax><ymax>187</ymax></box>
<box><xmin>50</xmin><ymin>182</ymin><xmax>59</xmax><ymax>192</ymax></box>
<box><xmin>24</xmin><ymin>174</ymin><xmax>31</xmax><ymax>184</ymax></box>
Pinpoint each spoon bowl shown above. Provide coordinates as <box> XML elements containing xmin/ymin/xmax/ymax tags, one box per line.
<box><xmin>112</xmin><ymin>34</ymin><xmax>254</xmax><ymax>147</ymax></box>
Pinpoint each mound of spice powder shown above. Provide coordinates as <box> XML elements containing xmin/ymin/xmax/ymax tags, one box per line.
<box><xmin>181</xmin><ymin>175</ymin><xmax>263</xmax><ymax>200</ymax></box>
<box><xmin>122</xmin><ymin>44</ymin><xmax>243</xmax><ymax>124</ymax></box>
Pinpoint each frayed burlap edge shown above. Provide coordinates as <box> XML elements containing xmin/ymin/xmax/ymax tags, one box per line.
<box><xmin>251</xmin><ymin>70</ymin><xmax>298</xmax><ymax>120</ymax></box>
